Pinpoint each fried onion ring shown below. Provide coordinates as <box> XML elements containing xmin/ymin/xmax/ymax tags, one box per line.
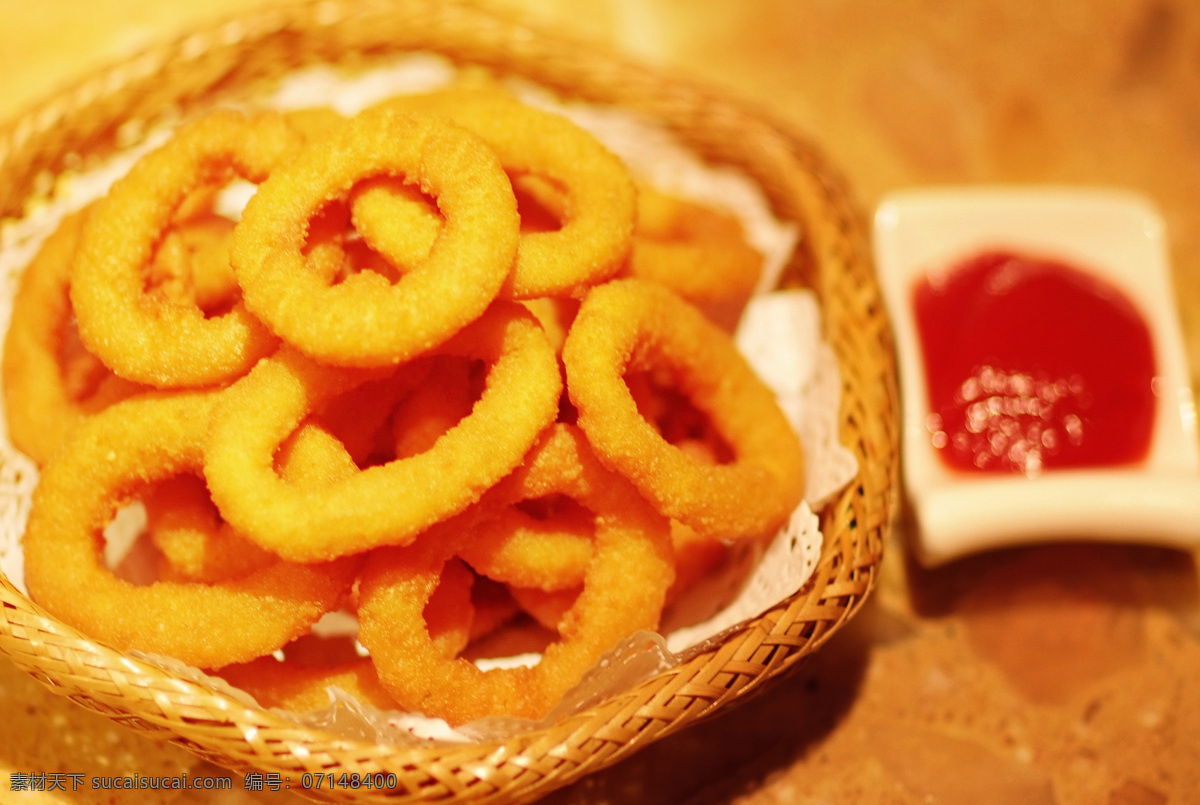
<box><xmin>146</xmin><ymin>213</ymin><xmax>240</xmax><ymax>314</ymax></box>
<box><xmin>459</xmin><ymin>498</ymin><xmax>594</xmax><ymax>592</ymax></box>
<box><xmin>144</xmin><ymin>474</ymin><xmax>275</xmax><ymax>584</ymax></box>
<box><xmin>145</xmin><ymin>416</ymin><xmax>366</xmax><ymax>583</ymax></box>
<box><xmin>347</xmin><ymin>176</ymin><xmax>443</xmax><ymax>274</ymax></box>
<box><xmin>357</xmin><ymin>424</ymin><xmax>674</xmax><ymax>724</ymax></box>
<box><xmin>204</xmin><ymin>302</ymin><xmax>562</xmax><ymax>561</ymax></box>
<box><xmin>69</xmin><ymin>110</ymin><xmax>299</xmax><ymax>387</ymax></box>
<box><xmin>562</xmin><ymin>279</ymin><xmax>805</xmax><ymax>540</ymax></box>
<box><xmin>388</xmin><ymin>355</ymin><xmax>479</xmax><ymax>460</ymax></box>
<box><xmin>506</xmin><ymin>175</ymin><xmax>762</xmax><ymax>314</ymax></box>
<box><xmin>622</xmin><ymin>185</ymin><xmax>763</xmax><ymax>308</ymax></box>
<box><xmin>365</xmin><ymin>89</ymin><xmax>636</xmax><ymax>299</ymax></box>
<box><xmin>423</xmin><ymin>556</ymin><xmax>477</xmax><ymax>660</ymax></box>
<box><xmin>22</xmin><ymin>391</ymin><xmax>358</xmax><ymax>668</ymax></box>
<box><xmin>313</xmin><ymin>359</ymin><xmax>434</xmax><ymax>467</ymax></box>
<box><xmin>508</xmin><ymin>585</ymin><xmax>578</xmax><ymax>633</ymax></box>
<box><xmin>2</xmin><ymin>207</ymin><xmax>145</xmax><ymax>465</ymax></box>
<box><xmin>231</xmin><ymin>108</ymin><xmax>520</xmax><ymax>367</ymax></box>
<box><xmin>216</xmin><ymin>657</ymin><xmax>397</xmax><ymax>713</ymax></box>
<box><xmin>217</xmin><ymin>554</ymin><xmax>475</xmax><ymax>714</ymax></box>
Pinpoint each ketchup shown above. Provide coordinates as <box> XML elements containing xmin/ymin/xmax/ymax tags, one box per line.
<box><xmin>913</xmin><ymin>250</ymin><xmax>1157</xmax><ymax>476</ymax></box>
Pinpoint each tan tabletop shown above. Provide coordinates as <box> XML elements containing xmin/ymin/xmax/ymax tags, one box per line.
<box><xmin>2</xmin><ymin>1</ymin><xmax>1199</xmax><ymax>803</ymax></box>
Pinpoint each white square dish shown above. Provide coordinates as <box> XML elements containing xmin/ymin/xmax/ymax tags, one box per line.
<box><xmin>874</xmin><ymin>187</ymin><xmax>1200</xmax><ymax>566</ymax></box>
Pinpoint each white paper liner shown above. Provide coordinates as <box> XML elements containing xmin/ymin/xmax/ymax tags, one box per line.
<box><xmin>0</xmin><ymin>54</ymin><xmax>856</xmax><ymax>744</ymax></box>
<box><xmin>736</xmin><ymin>291</ymin><xmax>860</xmax><ymax>508</ymax></box>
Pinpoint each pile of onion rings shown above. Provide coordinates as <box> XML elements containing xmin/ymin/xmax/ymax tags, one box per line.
<box><xmin>4</xmin><ymin>86</ymin><xmax>804</xmax><ymax>726</ymax></box>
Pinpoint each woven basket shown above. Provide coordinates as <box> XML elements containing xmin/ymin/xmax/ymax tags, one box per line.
<box><xmin>0</xmin><ymin>1</ymin><xmax>898</xmax><ymax>802</ymax></box>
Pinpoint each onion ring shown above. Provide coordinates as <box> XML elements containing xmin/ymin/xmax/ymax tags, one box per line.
<box><xmin>467</xmin><ymin>577</ymin><xmax>523</xmax><ymax>643</ymax></box>
<box><xmin>314</xmin><ymin>358</ymin><xmax>434</xmax><ymax>467</ymax></box>
<box><xmin>356</xmin><ymin>424</ymin><xmax>674</xmax><ymax>724</ymax></box>
<box><xmin>562</xmin><ymin>278</ymin><xmax>805</xmax><ymax>540</ymax></box>
<box><xmin>667</xmin><ymin>521</ymin><xmax>731</xmax><ymax>599</ymax></box>
<box><xmin>144</xmin><ymin>474</ymin><xmax>275</xmax><ymax>584</ymax></box>
<box><xmin>519</xmin><ymin>296</ymin><xmax>579</xmax><ymax>356</ymax></box>
<box><xmin>231</xmin><ymin>107</ymin><xmax>520</xmax><ymax>367</ymax></box>
<box><xmin>621</xmin><ymin>185</ymin><xmax>763</xmax><ymax>308</ymax></box>
<box><xmin>146</xmin><ymin>212</ymin><xmax>240</xmax><ymax>315</ymax></box>
<box><xmin>458</xmin><ymin>498</ymin><xmax>594</xmax><ymax>592</ymax></box>
<box><xmin>2</xmin><ymin>207</ymin><xmax>145</xmax><ymax>465</ymax></box>
<box><xmin>508</xmin><ymin>585</ymin><xmax>578</xmax><ymax>633</ymax></box>
<box><xmin>347</xmin><ymin>176</ymin><xmax>443</xmax><ymax>274</ymax></box>
<box><xmin>216</xmin><ymin>657</ymin><xmax>397</xmax><ymax>713</ymax></box>
<box><xmin>218</xmin><ymin>555</ymin><xmax>476</xmax><ymax>714</ymax></box>
<box><xmin>423</xmin><ymin>556</ymin><xmax>477</xmax><ymax>659</ymax></box>
<box><xmin>507</xmin><ymin>175</ymin><xmax>762</xmax><ymax>314</ymax></box>
<box><xmin>145</xmin><ymin>416</ymin><xmax>366</xmax><ymax>583</ymax></box>
<box><xmin>365</xmin><ymin>88</ymin><xmax>636</xmax><ymax>299</ymax></box>
<box><xmin>388</xmin><ymin>355</ymin><xmax>479</xmax><ymax>460</ymax></box>
<box><xmin>22</xmin><ymin>390</ymin><xmax>358</xmax><ymax>668</ymax></box>
<box><xmin>69</xmin><ymin>110</ymin><xmax>300</xmax><ymax>387</ymax></box>
<box><xmin>505</xmin><ymin>172</ymin><xmax>761</xmax><ymax>316</ymax></box>
<box><xmin>203</xmin><ymin>302</ymin><xmax>562</xmax><ymax>561</ymax></box>
<box><xmin>297</xmin><ymin>200</ymin><xmax>357</xmax><ymax>285</ymax></box>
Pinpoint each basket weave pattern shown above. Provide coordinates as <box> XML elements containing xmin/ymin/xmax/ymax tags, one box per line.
<box><xmin>0</xmin><ymin>1</ymin><xmax>898</xmax><ymax>802</ymax></box>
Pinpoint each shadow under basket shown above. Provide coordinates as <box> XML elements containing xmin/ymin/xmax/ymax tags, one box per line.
<box><xmin>0</xmin><ymin>1</ymin><xmax>899</xmax><ymax>802</ymax></box>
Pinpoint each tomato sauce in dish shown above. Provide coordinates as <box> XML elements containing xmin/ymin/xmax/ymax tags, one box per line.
<box><xmin>913</xmin><ymin>250</ymin><xmax>1157</xmax><ymax>476</ymax></box>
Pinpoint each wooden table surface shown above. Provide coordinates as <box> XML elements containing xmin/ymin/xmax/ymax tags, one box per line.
<box><xmin>2</xmin><ymin>1</ymin><xmax>1199</xmax><ymax>803</ymax></box>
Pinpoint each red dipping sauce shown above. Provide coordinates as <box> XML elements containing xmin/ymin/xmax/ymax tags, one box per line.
<box><xmin>913</xmin><ymin>250</ymin><xmax>1157</xmax><ymax>476</ymax></box>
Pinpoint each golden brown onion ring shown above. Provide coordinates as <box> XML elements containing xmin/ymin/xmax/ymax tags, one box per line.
<box><xmin>145</xmin><ymin>213</ymin><xmax>240</xmax><ymax>314</ymax></box>
<box><xmin>365</xmin><ymin>88</ymin><xmax>636</xmax><ymax>299</ymax></box>
<box><xmin>562</xmin><ymin>279</ymin><xmax>805</xmax><ymax>540</ymax></box>
<box><xmin>22</xmin><ymin>391</ymin><xmax>358</xmax><ymax>669</ymax></box>
<box><xmin>459</xmin><ymin>499</ymin><xmax>594</xmax><ymax>593</ymax></box>
<box><xmin>146</xmin><ymin>417</ymin><xmax>366</xmax><ymax>584</ymax></box>
<box><xmin>313</xmin><ymin>358</ymin><xmax>434</xmax><ymax>467</ymax></box>
<box><xmin>203</xmin><ymin>302</ymin><xmax>562</xmax><ymax>561</ymax></box>
<box><xmin>2</xmin><ymin>207</ymin><xmax>145</xmax><ymax>465</ymax></box>
<box><xmin>144</xmin><ymin>474</ymin><xmax>275</xmax><ymax>584</ymax></box>
<box><xmin>357</xmin><ymin>424</ymin><xmax>674</xmax><ymax>725</ymax></box>
<box><xmin>216</xmin><ymin>656</ymin><xmax>397</xmax><ymax>713</ymax></box>
<box><xmin>388</xmin><ymin>355</ymin><xmax>479</xmax><ymax>460</ymax></box>
<box><xmin>347</xmin><ymin>176</ymin><xmax>443</xmax><ymax>274</ymax></box>
<box><xmin>621</xmin><ymin>185</ymin><xmax>763</xmax><ymax>308</ymax></box>
<box><xmin>69</xmin><ymin>110</ymin><xmax>299</xmax><ymax>387</ymax></box>
<box><xmin>231</xmin><ymin>108</ymin><xmax>520</xmax><ymax>367</ymax></box>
